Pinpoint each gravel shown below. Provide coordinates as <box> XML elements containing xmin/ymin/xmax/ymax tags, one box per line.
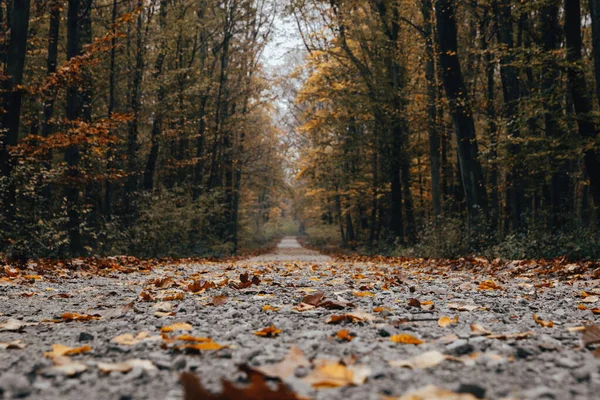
<box><xmin>1</xmin><ymin>237</ymin><xmax>600</xmax><ymax>399</ymax></box>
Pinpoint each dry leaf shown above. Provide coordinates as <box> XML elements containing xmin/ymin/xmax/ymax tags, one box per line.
<box><xmin>44</xmin><ymin>356</ymin><xmax>88</xmax><ymax>377</ymax></box>
<box><xmin>408</xmin><ymin>298</ymin><xmax>421</xmax><ymax>308</ymax></box>
<box><xmin>188</xmin><ymin>280</ymin><xmax>216</xmax><ymax>292</ymax></box>
<box><xmin>488</xmin><ymin>331</ymin><xmax>535</xmax><ymax>340</ymax></box>
<box><xmin>582</xmin><ymin>295</ymin><xmax>599</xmax><ymax>303</ymax></box>
<box><xmin>390</xmin><ymin>334</ymin><xmax>424</xmax><ymax>345</ymax></box>
<box><xmin>301</xmin><ymin>292</ymin><xmax>325</xmax><ymax>306</ymax></box>
<box><xmin>470</xmin><ymin>323</ymin><xmax>492</xmax><ymax>336</ymax></box>
<box><xmin>254</xmin><ymin>346</ymin><xmax>310</xmax><ymax>380</ymax></box>
<box><xmin>533</xmin><ymin>314</ymin><xmax>554</xmax><ymax>328</ymax></box>
<box><xmin>448</xmin><ymin>303</ymin><xmax>480</xmax><ymax>312</ymax></box>
<box><xmin>336</xmin><ymin>329</ymin><xmax>353</xmax><ymax>341</ymax></box>
<box><xmin>140</xmin><ymin>291</ymin><xmax>155</xmax><ymax>302</ymax></box>
<box><xmin>44</xmin><ymin>344</ymin><xmax>92</xmax><ymax>358</ymax></box>
<box><xmin>181</xmin><ymin>365</ymin><xmax>303</xmax><ymax>400</ymax></box>
<box><xmin>353</xmin><ymin>291</ymin><xmax>375</xmax><ymax>297</ymax></box>
<box><xmin>61</xmin><ymin>312</ymin><xmax>100</xmax><ymax>322</ymax></box>
<box><xmin>262</xmin><ymin>305</ymin><xmax>280</xmax><ymax>312</ymax></box>
<box><xmin>210</xmin><ymin>295</ymin><xmax>228</xmax><ymax>306</ymax></box>
<box><xmin>389</xmin><ymin>350</ymin><xmax>447</xmax><ymax>369</ymax></box>
<box><xmin>111</xmin><ymin>332</ymin><xmax>150</xmax><ymax>345</ymax></box>
<box><xmin>568</xmin><ymin>326</ymin><xmax>585</xmax><ymax>333</ymax></box>
<box><xmin>254</xmin><ymin>325</ymin><xmax>282</xmax><ymax>338</ymax></box>
<box><xmin>582</xmin><ymin>325</ymin><xmax>600</xmax><ymax>346</ymax></box>
<box><xmin>304</xmin><ymin>359</ymin><xmax>370</xmax><ymax>388</ymax></box>
<box><xmin>393</xmin><ymin>384</ymin><xmax>480</xmax><ymax>399</ymax></box>
<box><xmin>0</xmin><ymin>339</ymin><xmax>26</xmax><ymax>350</ymax></box>
<box><xmin>477</xmin><ymin>280</ymin><xmax>503</xmax><ymax>291</ymax></box>
<box><xmin>161</xmin><ymin>322</ymin><xmax>193</xmax><ymax>333</ymax></box>
<box><xmin>438</xmin><ymin>316</ymin><xmax>459</xmax><ymax>327</ymax></box>
<box><xmin>98</xmin><ymin>359</ymin><xmax>157</xmax><ymax>373</ymax></box>
<box><xmin>0</xmin><ymin>318</ymin><xmax>30</xmax><ymax>332</ymax></box>
<box><xmin>325</xmin><ymin>310</ymin><xmax>375</xmax><ymax>324</ymax></box>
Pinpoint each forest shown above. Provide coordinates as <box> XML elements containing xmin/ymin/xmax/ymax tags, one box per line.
<box><xmin>1</xmin><ymin>0</ymin><xmax>600</xmax><ymax>260</ymax></box>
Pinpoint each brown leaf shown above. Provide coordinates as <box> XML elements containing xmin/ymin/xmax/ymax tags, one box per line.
<box><xmin>488</xmin><ymin>331</ymin><xmax>535</xmax><ymax>340</ymax></box>
<box><xmin>99</xmin><ymin>302</ymin><xmax>134</xmax><ymax>319</ymax></box>
<box><xmin>181</xmin><ymin>365</ymin><xmax>303</xmax><ymax>400</ymax></box>
<box><xmin>210</xmin><ymin>295</ymin><xmax>228</xmax><ymax>306</ymax></box>
<box><xmin>477</xmin><ymin>280</ymin><xmax>503</xmax><ymax>291</ymax></box>
<box><xmin>188</xmin><ymin>280</ymin><xmax>216</xmax><ymax>293</ymax></box>
<box><xmin>262</xmin><ymin>305</ymin><xmax>280</xmax><ymax>312</ymax></box>
<box><xmin>154</xmin><ymin>277</ymin><xmax>175</xmax><ymax>288</ymax></box>
<box><xmin>583</xmin><ymin>325</ymin><xmax>600</xmax><ymax>346</ymax></box>
<box><xmin>301</xmin><ymin>292</ymin><xmax>325</xmax><ymax>306</ymax></box>
<box><xmin>253</xmin><ymin>346</ymin><xmax>310</xmax><ymax>380</ymax></box>
<box><xmin>470</xmin><ymin>323</ymin><xmax>492</xmax><ymax>336</ymax></box>
<box><xmin>533</xmin><ymin>314</ymin><xmax>554</xmax><ymax>328</ymax></box>
<box><xmin>407</xmin><ymin>298</ymin><xmax>421</xmax><ymax>308</ymax></box>
<box><xmin>61</xmin><ymin>312</ymin><xmax>100</xmax><ymax>322</ymax></box>
<box><xmin>140</xmin><ymin>290</ymin><xmax>155</xmax><ymax>302</ymax></box>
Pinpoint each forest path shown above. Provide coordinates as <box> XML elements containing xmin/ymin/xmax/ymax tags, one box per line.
<box><xmin>1</xmin><ymin>240</ymin><xmax>599</xmax><ymax>399</ymax></box>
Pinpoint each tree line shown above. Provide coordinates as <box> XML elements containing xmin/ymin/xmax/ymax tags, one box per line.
<box><xmin>0</xmin><ymin>0</ymin><xmax>287</xmax><ymax>259</ymax></box>
<box><xmin>291</xmin><ymin>0</ymin><xmax>600</xmax><ymax>258</ymax></box>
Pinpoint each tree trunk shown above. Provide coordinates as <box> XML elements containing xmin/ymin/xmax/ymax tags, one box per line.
<box><xmin>422</xmin><ymin>0</ymin><xmax>442</xmax><ymax>218</ymax></box>
<box><xmin>0</xmin><ymin>0</ymin><xmax>31</xmax><ymax>222</ymax></box>
<box><xmin>494</xmin><ymin>0</ymin><xmax>524</xmax><ymax>232</ymax></box>
<box><xmin>590</xmin><ymin>0</ymin><xmax>600</xmax><ymax>103</ymax></box>
<box><xmin>143</xmin><ymin>0</ymin><xmax>167</xmax><ymax>192</ymax></box>
<box><xmin>435</xmin><ymin>0</ymin><xmax>488</xmax><ymax>226</ymax></box>
<box><xmin>566</xmin><ymin>0</ymin><xmax>600</xmax><ymax>228</ymax></box>
<box><xmin>105</xmin><ymin>0</ymin><xmax>118</xmax><ymax>218</ymax></box>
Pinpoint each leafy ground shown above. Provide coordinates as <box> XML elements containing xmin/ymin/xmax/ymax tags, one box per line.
<box><xmin>1</xmin><ymin>237</ymin><xmax>600</xmax><ymax>400</ymax></box>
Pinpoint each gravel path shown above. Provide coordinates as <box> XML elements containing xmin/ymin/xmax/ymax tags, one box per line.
<box><xmin>1</xmin><ymin>237</ymin><xmax>600</xmax><ymax>399</ymax></box>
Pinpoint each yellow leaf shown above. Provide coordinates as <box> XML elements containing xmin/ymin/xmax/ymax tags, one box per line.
<box><xmin>44</xmin><ymin>344</ymin><xmax>91</xmax><ymax>358</ymax></box>
<box><xmin>438</xmin><ymin>316</ymin><xmax>459</xmax><ymax>327</ymax></box>
<box><xmin>254</xmin><ymin>325</ymin><xmax>282</xmax><ymax>338</ymax></box>
<box><xmin>390</xmin><ymin>334</ymin><xmax>423</xmax><ymax>345</ymax></box>
<box><xmin>161</xmin><ymin>322</ymin><xmax>193</xmax><ymax>333</ymax></box>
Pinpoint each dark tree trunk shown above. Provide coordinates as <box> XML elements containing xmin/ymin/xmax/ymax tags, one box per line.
<box><xmin>566</xmin><ymin>0</ymin><xmax>600</xmax><ymax>227</ymax></box>
<box><xmin>422</xmin><ymin>0</ymin><xmax>442</xmax><ymax>218</ymax></box>
<box><xmin>590</xmin><ymin>0</ymin><xmax>600</xmax><ymax>103</ymax></box>
<box><xmin>143</xmin><ymin>0</ymin><xmax>167</xmax><ymax>192</ymax></box>
<box><xmin>494</xmin><ymin>0</ymin><xmax>524</xmax><ymax>232</ymax></box>
<box><xmin>104</xmin><ymin>0</ymin><xmax>118</xmax><ymax>218</ymax></box>
<box><xmin>125</xmin><ymin>0</ymin><xmax>144</xmax><ymax>221</ymax></box>
<box><xmin>0</xmin><ymin>0</ymin><xmax>31</xmax><ymax>222</ymax></box>
<box><xmin>435</xmin><ymin>0</ymin><xmax>488</xmax><ymax>226</ymax></box>
<box><xmin>41</xmin><ymin>0</ymin><xmax>60</xmax><ymax>139</ymax></box>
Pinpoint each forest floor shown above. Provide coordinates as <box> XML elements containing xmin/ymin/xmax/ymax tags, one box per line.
<box><xmin>1</xmin><ymin>237</ymin><xmax>600</xmax><ymax>400</ymax></box>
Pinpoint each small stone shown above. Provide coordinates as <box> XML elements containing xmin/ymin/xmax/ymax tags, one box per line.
<box><xmin>516</xmin><ymin>346</ymin><xmax>540</xmax><ymax>359</ymax></box>
<box><xmin>555</xmin><ymin>357</ymin><xmax>580</xmax><ymax>369</ymax></box>
<box><xmin>457</xmin><ymin>383</ymin><xmax>486</xmax><ymax>399</ymax></box>
<box><xmin>572</xmin><ymin>367</ymin><xmax>592</xmax><ymax>383</ymax></box>
<box><xmin>78</xmin><ymin>332</ymin><xmax>94</xmax><ymax>342</ymax></box>
<box><xmin>446</xmin><ymin>339</ymin><xmax>473</xmax><ymax>355</ymax></box>
<box><xmin>0</xmin><ymin>373</ymin><xmax>31</xmax><ymax>398</ymax></box>
<box><xmin>523</xmin><ymin>386</ymin><xmax>556</xmax><ymax>399</ymax></box>
<box><xmin>172</xmin><ymin>355</ymin><xmax>187</xmax><ymax>371</ymax></box>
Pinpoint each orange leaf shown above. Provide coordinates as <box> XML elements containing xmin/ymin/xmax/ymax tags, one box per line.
<box><xmin>254</xmin><ymin>325</ymin><xmax>282</xmax><ymax>338</ymax></box>
<box><xmin>390</xmin><ymin>334</ymin><xmax>423</xmax><ymax>345</ymax></box>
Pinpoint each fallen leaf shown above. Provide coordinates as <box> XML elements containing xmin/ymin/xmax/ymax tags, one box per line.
<box><xmin>0</xmin><ymin>339</ymin><xmax>26</xmax><ymax>350</ymax></box>
<box><xmin>43</xmin><ymin>356</ymin><xmax>88</xmax><ymax>377</ymax></box>
<box><xmin>477</xmin><ymin>280</ymin><xmax>503</xmax><ymax>291</ymax></box>
<box><xmin>304</xmin><ymin>359</ymin><xmax>370</xmax><ymax>388</ymax></box>
<box><xmin>568</xmin><ymin>326</ymin><xmax>585</xmax><ymax>333</ymax></box>
<box><xmin>438</xmin><ymin>316</ymin><xmax>459</xmax><ymax>327</ymax></box>
<box><xmin>390</xmin><ymin>334</ymin><xmax>423</xmax><ymax>345</ymax></box>
<box><xmin>188</xmin><ymin>280</ymin><xmax>216</xmax><ymax>292</ymax></box>
<box><xmin>448</xmin><ymin>303</ymin><xmax>480</xmax><ymax>312</ymax></box>
<box><xmin>325</xmin><ymin>310</ymin><xmax>375</xmax><ymax>324</ymax></box>
<box><xmin>154</xmin><ymin>276</ymin><xmax>175</xmax><ymax>288</ymax></box>
<box><xmin>210</xmin><ymin>295</ymin><xmax>228</xmax><ymax>306</ymax></box>
<box><xmin>140</xmin><ymin>291</ymin><xmax>155</xmax><ymax>302</ymax></box>
<box><xmin>181</xmin><ymin>365</ymin><xmax>303</xmax><ymax>400</ymax></box>
<box><xmin>61</xmin><ymin>312</ymin><xmax>100</xmax><ymax>322</ymax></box>
<box><xmin>301</xmin><ymin>292</ymin><xmax>325</xmax><ymax>306</ymax></box>
<box><xmin>578</xmin><ymin>304</ymin><xmax>588</xmax><ymax>310</ymax></box>
<box><xmin>44</xmin><ymin>344</ymin><xmax>92</xmax><ymax>358</ymax></box>
<box><xmin>176</xmin><ymin>334</ymin><xmax>214</xmax><ymax>342</ymax></box>
<box><xmin>162</xmin><ymin>293</ymin><xmax>185</xmax><ymax>301</ymax></box>
<box><xmin>488</xmin><ymin>331</ymin><xmax>535</xmax><ymax>340</ymax></box>
<box><xmin>98</xmin><ymin>359</ymin><xmax>157</xmax><ymax>373</ymax></box>
<box><xmin>254</xmin><ymin>345</ymin><xmax>310</xmax><ymax>380</ymax></box>
<box><xmin>336</xmin><ymin>329</ymin><xmax>353</xmax><ymax>341</ymax></box>
<box><xmin>254</xmin><ymin>325</ymin><xmax>282</xmax><ymax>338</ymax></box>
<box><xmin>583</xmin><ymin>325</ymin><xmax>600</xmax><ymax>346</ymax></box>
<box><xmin>389</xmin><ymin>350</ymin><xmax>447</xmax><ymax>369</ymax></box>
<box><xmin>533</xmin><ymin>314</ymin><xmax>554</xmax><ymax>328</ymax></box>
<box><xmin>470</xmin><ymin>323</ymin><xmax>492</xmax><ymax>336</ymax></box>
<box><xmin>392</xmin><ymin>384</ymin><xmax>479</xmax><ymax>399</ymax></box>
<box><xmin>262</xmin><ymin>305</ymin><xmax>280</xmax><ymax>312</ymax></box>
<box><xmin>100</xmin><ymin>302</ymin><xmax>134</xmax><ymax>319</ymax></box>
<box><xmin>353</xmin><ymin>291</ymin><xmax>375</xmax><ymax>297</ymax></box>
<box><xmin>0</xmin><ymin>318</ymin><xmax>33</xmax><ymax>332</ymax></box>
<box><xmin>373</xmin><ymin>306</ymin><xmax>392</xmax><ymax>313</ymax></box>
<box><xmin>408</xmin><ymin>298</ymin><xmax>421</xmax><ymax>308</ymax></box>
<box><xmin>161</xmin><ymin>322</ymin><xmax>193</xmax><ymax>333</ymax></box>
<box><xmin>319</xmin><ymin>297</ymin><xmax>355</xmax><ymax>309</ymax></box>
<box><xmin>583</xmin><ymin>295</ymin><xmax>599</xmax><ymax>303</ymax></box>
<box><xmin>111</xmin><ymin>332</ymin><xmax>150</xmax><ymax>345</ymax></box>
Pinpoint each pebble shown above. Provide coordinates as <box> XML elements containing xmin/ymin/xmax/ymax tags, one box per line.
<box><xmin>0</xmin><ymin>373</ymin><xmax>31</xmax><ymax>398</ymax></box>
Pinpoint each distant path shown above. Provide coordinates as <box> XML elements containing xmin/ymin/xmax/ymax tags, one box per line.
<box><xmin>248</xmin><ymin>236</ymin><xmax>331</xmax><ymax>262</ymax></box>
<box><xmin>0</xmin><ymin>237</ymin><xmax>598</xmax><ymax>399</ymax></box>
